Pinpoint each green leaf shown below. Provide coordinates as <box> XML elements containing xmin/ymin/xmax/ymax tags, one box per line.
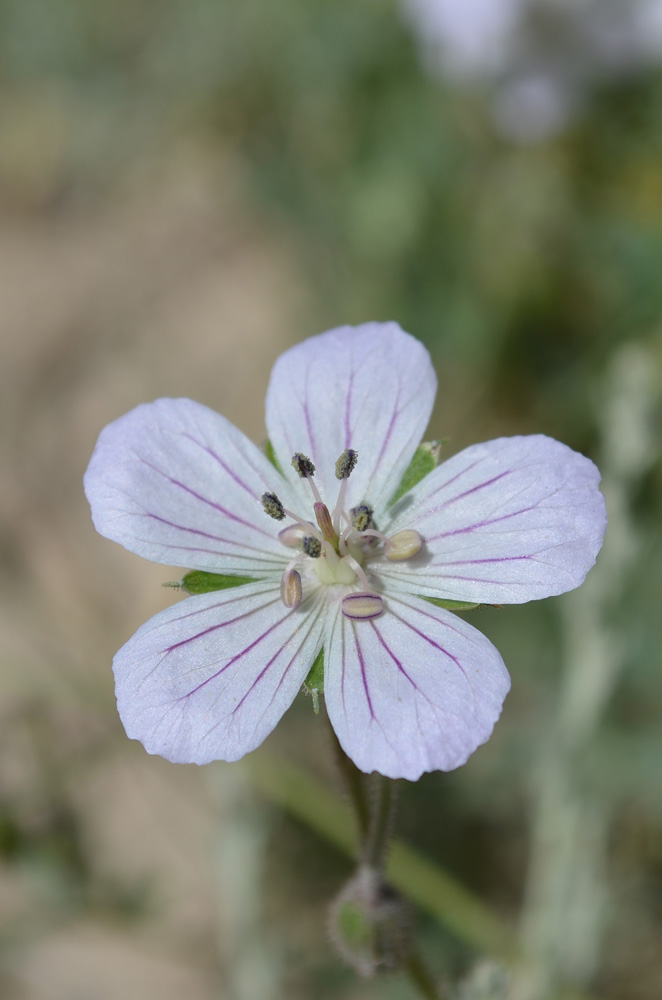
<box><xmin>422</xmin><ymin>596</ymin><xmax>481</xmax><ymax>611</ymax></box>
<box><xmin>304</xmin><ymin>647</ymin><xmax>324</xmax><ymax>713</ymax></box>
<box><xmin>166</xmin><ymin>571</ymin><xmax>257</xmax><ymax>595</ymax></box>
<box><xmin>388</xmin><ymin>440</ymin><xmax>445</xmax><ymax>506</ymax></box>
<box><xmin>264</xmin><ymin>438</ymin><xmax>283</xmax><ymax>474</ymax></box>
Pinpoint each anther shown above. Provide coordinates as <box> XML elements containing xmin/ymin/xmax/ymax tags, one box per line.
<box><xmin>280</xmin><ymin>566</ymin><xmax>303</xmax><ymax>609</ymax></box>
<box><xmin>350</xmin><ymin>504</ymin><xmax>374</xmax><ymax>532</ymax></box>
<box><xmin>384</xmin><ymin>529</ymin><xmax>423</xmax><ymax>561</ymax></box>
<box><xmin>341</xmin><ymin>592</ymin><xmax>384</xmax><ymax>621</ymax></box>
<box><xmin>303</xmin><ymin>536</ymin><xmax>322</xmax><ymax>558</ymax></box>
<box><xmin>261</xmin><ymin>492</ymin><xmax>285</xmax><ymax>520</ymax></box>
<box><xmin>278</xmin><ymin>524</ymin><xmax>309</xmax><ymax>548</ymax></box>
<box><xmin>335</xmin><ymin>448</ymin><xmax>358</xmax><ymax>480</ymax></box>
<box><xmin>291</xmin><ymin>452</ymin><xmax>316</xmax><ymax>478</ymax></box>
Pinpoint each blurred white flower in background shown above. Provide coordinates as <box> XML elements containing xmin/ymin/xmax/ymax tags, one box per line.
<box><xmin>402</xmin><ymin>0</ymin><xmax>662</xmax><ymax>140</ymax></box>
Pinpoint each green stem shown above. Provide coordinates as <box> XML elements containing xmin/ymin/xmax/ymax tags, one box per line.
<box><xmin>328</xmin><ymin>719</ymin><xmax>370</xmax><ymax>843</ymax></box>
<box><xmin>241</xmin><ymin>752</ymin><xmax>596</xmax><ymax>1000</ymax></box>
<box><xmin>405</xmin><ymin>951</ymin><xmax>446</xmax><ymax>1000</ymax></box>
<box><xmin>363</xmin><ymin>773</ymin><xmax>397</xmax><ymax>873</ymax></box>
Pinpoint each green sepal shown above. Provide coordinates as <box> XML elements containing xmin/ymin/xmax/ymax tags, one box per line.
<box><xmin>304</xmin><ymin>647</ymin><xmax>324</xmax><ymax>714</ymax></box>
<box><xmin>422</xmin><ymin>596</ymin><xmax>481</xmax><ymax>611</ymax></box>
<box><xmin>388</xmin><ymin>440</ymin><xmax>445</xmax><ymax>506</ymax></box>
<box><xmin>165</xmin><ymin>571</ymin><xmax>257</xmax><ymax>595</ymax></box>
<box><xmin>264</xmin><ymin>438</ymin><xmax>283</xmax><ymax>474</ymax></box>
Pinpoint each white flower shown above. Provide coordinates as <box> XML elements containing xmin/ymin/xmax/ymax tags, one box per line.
<box><xmin>84</xmin><ymin>322</ymin><xmax>606</xmax><ymax>779</ymax></box>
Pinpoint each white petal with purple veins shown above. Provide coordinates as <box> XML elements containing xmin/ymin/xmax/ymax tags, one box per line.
<box><xmin>324</xmin><ymin>594</ymin><xmax>511</xmax><ymax>780</ymax></box>
<box><xmin>380</xmin><ymin>435</ymin><xmax>607</xmax><ymax>605</ymax></box>
<box><xmin>114</xmin><ymin>581</ymin><xmax>325</xmax><ymax>764</ymax></box>
<box><xmin>84</xmin><ymin>398</ymin><xmax>302</xmax><ymax>575</ymax></box>
<box><xmin>265</xmin><ymin>322</ymin><xmax>437</xmax><ymax>512</ymax></box>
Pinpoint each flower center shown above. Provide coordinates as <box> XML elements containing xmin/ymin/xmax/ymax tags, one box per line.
<box><xmin>261</xmin><ymin>450</ymin><xmax>423</xmax><ymax>618</ymax></box>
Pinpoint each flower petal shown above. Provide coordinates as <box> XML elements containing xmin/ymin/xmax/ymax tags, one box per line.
<box><xmin>114</xmin><ymin>582</ymin><xmax>325</xmax><ymax>764</ymax></box>
<box><xmin>84</xmin><ymin>398</ymin><xmax>300</xmax><ymax>575</ymax></box>
<box><xmin>380</xmin><ymin>435</ymin><xmax>607</xmax><ymax>604</ymax></box>
<box><xmin>265</xmin><ymin>322</ymin><xmax>437</xmax><ymax>511</ymax></box>
<box><xmin>324</xmin><ymin>594</ymin><xmax>510</xmax><ymax>780</ymax></box>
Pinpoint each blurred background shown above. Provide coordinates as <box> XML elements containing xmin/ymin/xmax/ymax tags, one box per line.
<box><xmin>1</xmin><ymin>1</ymin><xmax>661</xmax><ymax>998</ymax></box>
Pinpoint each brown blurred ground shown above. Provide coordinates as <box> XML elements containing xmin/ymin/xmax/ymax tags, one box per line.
<box><xmin>0</xmin><ymin>154</ymin><xmax>338</xmax><ymax>1000</ymax></box>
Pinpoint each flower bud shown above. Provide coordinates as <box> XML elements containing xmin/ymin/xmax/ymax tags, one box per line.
<box><xmin>328</xmin><ymin>865</ymin><xmax>413</xmax><ymax>978</ymax></box>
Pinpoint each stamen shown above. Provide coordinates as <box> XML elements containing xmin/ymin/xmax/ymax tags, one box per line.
<box><xmin>291</xmin><ymin>451</ymin><xmax>323</xmax><ymax>503</ymax></box>
<box><xmin>303</xmin><ymin>536</ymin><xmax>322</xmax><ymax>558</ymax></box>
<box><xmin>261</xmin><ymin>492</ymin><xmax>285</xmax><ymax>520</ymax></box>
<box><xmin>384</xmin><ymin>529</ymin><xmax>423</xmax><ymax>561</ymax></box>
<box><xmin>331</xmin><ymin>450</ymin><xmax>358</xmax><ymax>531</ymax></box>
<box><xmin>350</xmin><ymin>504</ymin><xmax>373</xmax><ymax>532</ymax></box>
<box><xmin>335</xmin><ymin>449</ymin><xmax>358</xmax><ymax>480</ymax></box>
<box><xmin>278</xmin><ymin>524</ymin><xmax>310</xmax><ymax>548</ymax></box>
<box><xmin>357</xmin><ymin>527</ymin><xmax>389</xmax><ymax>544</ymax></box>
<box><xmin>338</xmin><ymin>525</ymin><xmax>353</xmax><ymax>555</ymax></box>
<box><xmin>291</xmin><ymin>452</ymin><xmax>316</xmax><ymax>478</ymax></box>
<box><xmin>341</xmin><ymin>592</ymin><xmax>383</xmax><ymax>621</ymax></box>
<box><xmin>280</xmin><ymin>565</ymin><xmax>303</xmax><ymax>609</ymax></box>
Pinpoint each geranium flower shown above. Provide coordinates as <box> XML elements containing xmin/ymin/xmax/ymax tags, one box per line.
<box><xmin>84</xmin><ymin>322</ymin><xmax>606</xmax><ymax>780</ymax></box>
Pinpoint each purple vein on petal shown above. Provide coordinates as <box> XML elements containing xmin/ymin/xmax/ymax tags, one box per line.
<box><xmin>177</xmin><ymin>611</ymin><xmax>290</xmax><ymax>701</ymax></box>
<box><xmin>353</xmin><ymin>623</ymin><xmax>376</xmax><ymax>720</ymax></box>
<box><xmin>437</xmin><ymin>555</ymin><xmax>533</xmax><ymax>566</ymax></box>
<box><xmin>179</xmin><ymin>433</ymin><xmax>264</xmax><ymax>500</ymax></box>
<box><xmin>302</xmin><ymin>356</ymin><xmax>318</xmax><ymax>464</ymax></box>
<box><xmin>140</xmin><ymin>458</ymin><xmax>275</xmax><ymax>540</ymax></box>
<box><xmin>430</xmin><ymin>469</ymin><xmax>514</xmax><ymax>514</ymax></box>
<box><xmin>388</xmin><ymin>606</ymin><xmax>470</xmax><ymax>686</ymax></box>
<box><xmin>369</xmin><ymin>622</ymin><xmax>420</xmax><ymax>691</ymax></box>
<box><xmin>344</xmin><ymin>369</ymin><xmax>355</xmax><ymax>450</ymax></box>
<box><xmin>231</xmin><ymin>599</ymin><xmax>322</xmax><ymax>719</ymax></box>
<box><xmin>403</xmin><ymin>458</ymin><xmax>483</xmax><ymax>509</ymax></box>
<box><xmin>370</xmin><ymin>392</ymin><xmax>401</xmax><ymax>478</ymax></box>
<box><xmin>419</xmin><ymin>572</ymin><xmax>538</xmax><ymax>585</ymax></box>
<box><xmin>165</xmin><ymin>597</ymin><xmax>281</xmax><ymax>655</ymax></box>
<box><xmin>132</xmin><ymin>539</ymin><xmax>284</xmax><ymax>565</ymax></box>
<box><xmin>142</xmin><ymin>511</ymin><xmax>276</xmax><ymax>554</ymax></box>
<box><xmin>426</xmin><ymin>502</ymin><xmax>539</xmax><ymax>541</ymax></box>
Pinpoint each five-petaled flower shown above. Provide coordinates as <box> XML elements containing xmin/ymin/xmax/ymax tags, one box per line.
<box><xmin>84</xmin><ymin>323</ymin><xmax>606</xmax><ymax>780</ymax></box>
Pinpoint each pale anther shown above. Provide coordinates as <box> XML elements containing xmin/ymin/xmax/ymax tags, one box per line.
<box><xmin>280</xmin><ymin>566</ymin><xmax>303</xmax><ymax>609</ymax></box>
<box><xmin>261</xmin><ymin>491</ymin><xmax>285</xmax><ymax>520</ymax></box>
<box><xmin>303</xmin><ymin>536</ymin><xmax>322</xmax><ymax>558</ymax></box>
<box><xmin>384</xmin><ymin>529</ymin><xmax>423</xmax><ymax>561</ymax></box>
<box><xmin>350</xmin><ymin>504</ymin><xmax>373</xmax><ymax>532</ymax></box>
<box><xmin>341</xmin><ymin>592</ymin><xmax>384</xmax><ymax>621</ymax></box>
<box><xmin>278</xmin><ymin>524</ymin><xmax>309</xmax><ymax>547</ymax></box>
<box><xmin>291</xmin><ymin>452</ymin><xmax>316</xmax><ymax>478</ymax></box>
<box><xmin>335</xmin><ymin>448</ymin><xmax>358</xmax><ymax>480</ymax></box>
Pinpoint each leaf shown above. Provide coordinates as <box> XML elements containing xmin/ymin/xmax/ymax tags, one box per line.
<box><xmin>422</xmin><ymin>596</ymin><xmax>481</xmax><ymax>611</ymax></box>
<box><xmin>304</xmin><ymin>647</ymin><xmax>324</xmax><ymax>713</ymax></box>
<box><xmin>264</xmin><ymin>438</ymin><xmax>283</xmax><ymax>474</ymax></box>
<box><xmin>388</xmin><ymin>440</ymin><xmax>445</xmax><ymax>506</ymax></box>
<box><xmin>166</xmin><ymin>571</ymin><xmax>257</xmax><ymax>595</ymax></box>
